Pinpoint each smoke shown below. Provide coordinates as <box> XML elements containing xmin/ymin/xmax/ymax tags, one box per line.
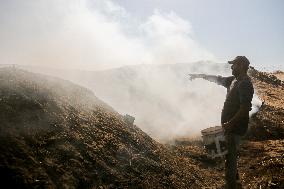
<box><xmin>0</xmin><ymin>0</ymin><xmax>215</xmax><ymax>70</ymax></box>
<box><xmin>77</xmin><ymin>63</ymin><xmax>231</xmax><ymax>142</ymax></box>
<box><xmin>250</xmin><ymin>94</ymin><xmax>263</xmax><ymax>116</ymax></box>
<box><xmin>64</xmin><ymin>63</ymin><xmax>262</xmax><ymax>142</ymax></box>
<box><xmin>0</xmin><ymin>1</ymin><xmax>261</xmax><ymax>142</ymax></box>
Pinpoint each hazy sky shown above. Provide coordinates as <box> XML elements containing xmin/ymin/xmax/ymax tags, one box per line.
<box><xmin>0</xmin><ymin>0</ymin><xmax>283</xmax><ymax>70</ymax></box>
<box><xmin>117</xmin><ymin>0</ymin><xmax>284</xmax><ymax>70</ymax></box>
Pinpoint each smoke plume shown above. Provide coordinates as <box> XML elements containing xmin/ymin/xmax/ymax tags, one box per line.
<box><xmin>0</xmin><ymin>1</ymin><xmax>262</xmax><ymax>142</ymax></box>
<box><xmin>0</xmin><ymin>0</ymin><xmax>215</xmax><ymax>70</ymax></box>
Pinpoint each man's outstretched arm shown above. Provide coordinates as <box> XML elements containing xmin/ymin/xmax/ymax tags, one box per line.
<box><xmin>188</xmin><ymin>74</ymin><xmax>233</xmax><ymax>88</ymax></box>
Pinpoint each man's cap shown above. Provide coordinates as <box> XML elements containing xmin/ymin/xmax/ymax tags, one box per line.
<box><xmin>228</xmin><ymin>56</ymin><xmax>250</xmax><ymax>67</ymax></box>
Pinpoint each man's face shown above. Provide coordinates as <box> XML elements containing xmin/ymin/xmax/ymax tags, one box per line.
<box><xmin>231</xmin><ymin>62</ymin><xmax>242</xmax><ymax>77</ymax></box>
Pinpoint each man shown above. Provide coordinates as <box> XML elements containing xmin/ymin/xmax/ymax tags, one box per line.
<box><xmin>189</xmin><ymin>56</ymin><xmax>254</xmax><ymax>189</ymax></box>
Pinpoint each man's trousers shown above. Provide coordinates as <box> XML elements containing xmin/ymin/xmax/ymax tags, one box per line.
<box><xmin>225</xmin><ymin>134</ymin><xmax>241</xmax><ymax>189</ymax></box>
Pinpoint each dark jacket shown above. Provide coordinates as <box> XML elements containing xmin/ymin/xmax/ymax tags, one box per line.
<box><xmin>216</xmin><ymin>75</ymin><xmax>254</xmax><ymax>135</ymax></box>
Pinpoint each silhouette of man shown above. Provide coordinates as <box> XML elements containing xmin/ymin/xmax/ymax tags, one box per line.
<box><xmin>189</xmin><ymin>56</ymin><xmax>254</xmax><ymax>189</ymax></box>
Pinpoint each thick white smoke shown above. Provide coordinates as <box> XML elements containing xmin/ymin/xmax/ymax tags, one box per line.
<box><xmin>0</xmin><ymin>1</ymin><xmax>261</xmax><ymax>142</ymax></box>
<box><xmin>0</xmin><ymin>0</ymin><xmax>215</xmax><ymax>70</ymax></box>
<box><xmin>81</xmin><ymin>63</ymin><xmax>231</xmax><ymax>142</ymax></box>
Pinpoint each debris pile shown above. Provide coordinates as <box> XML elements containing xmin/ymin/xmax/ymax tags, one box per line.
<box><xmin>249</xmin><ymin>67</ymin><xmax>284</xmax><ymax>87</ymax></box>
<box><xmin>238</xmin><ymin>140</ymin><xmax>284</xmax><ymax>188</ymax></box>
<box><xmin>246</xmin><ymin>104</ymin><xmax>284</xmax><ymax>140</ymax></box>
<box><xmin>273</xmin><ymin>70</ymin><xmax>284</xmax><ymax>81</ymax></box>
<box><xmin>246</xmin><ymin>67</ymin><xmax>284</xmax><ymax>140</ymax></box>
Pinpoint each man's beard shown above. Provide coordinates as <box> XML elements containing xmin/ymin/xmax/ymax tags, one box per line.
<box><xmin>232</xmin><ymin>69</ymin><xmax>240</xmax><ymax>77</ymax></box>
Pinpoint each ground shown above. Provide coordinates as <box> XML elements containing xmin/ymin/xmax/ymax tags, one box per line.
<box><xmin>0</xmin><ymin>67</ymin><xmax>283</xmax><ymax>189</ymax></box>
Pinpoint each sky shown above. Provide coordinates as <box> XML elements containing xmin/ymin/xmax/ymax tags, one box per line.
<box><xmin>0</xmin><ymin>0</ymin><xmax>283</xmax><ymax>71</ymax></box>
<box><xmin>117</xmin><ymin>0</ymin><xmax>284</xmax><ymax>70</ymax></box>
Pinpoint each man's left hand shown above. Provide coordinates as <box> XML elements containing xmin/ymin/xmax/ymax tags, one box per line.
<box><xmin>222</xmin><ymin>122</ymin><xmax>233</xmax><ymax>134</ymax></box>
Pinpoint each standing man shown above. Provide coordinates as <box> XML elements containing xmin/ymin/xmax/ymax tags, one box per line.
<box><xmin>189</xmin><ymin>56</ymin><xmax>254</xmax><ymax>189</ymax></box>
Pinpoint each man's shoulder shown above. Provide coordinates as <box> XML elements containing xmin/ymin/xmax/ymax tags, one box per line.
<box><xmin>239</xmin><ymin>76</ymin><xmax>253</xmax><ymax>86</ymax></box>
<box><xmin>238</xmin><ymin>76</ymin><xmax>254</xmax><ymax>93</ymax></box>
<box><xmin>218</xmin><ymin>76</ymin><xmax>235</xmax><ymax>86</ymax></box>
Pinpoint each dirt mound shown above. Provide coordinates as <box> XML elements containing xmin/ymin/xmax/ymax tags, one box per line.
<box><xmin>246</xmin><ymin>67</ymin><xmax>284</xmax><ymax>140</ymax></box>
<box><xmin>273</xmin><ymin>70</ymin><xmax>284</xmax><ymax>81</ymax></box>
<box><xmin>0</xmin><ymin>68</ymin><xmax>201</xmax><ymax>188</ymax></box>
<box><xmin>249</xmin><ymin>67</ymin><xmax>284</xmax><ymax>87</ymax></box>
<box><xmin>238</xmin><ymin>140</ymin><xmax>284</xmax><ymax>188</ymax></box>
<box><xmin>246</xmin><ymin>105</ymin><xmax>284</xmax><ymax>140</ymax></box>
